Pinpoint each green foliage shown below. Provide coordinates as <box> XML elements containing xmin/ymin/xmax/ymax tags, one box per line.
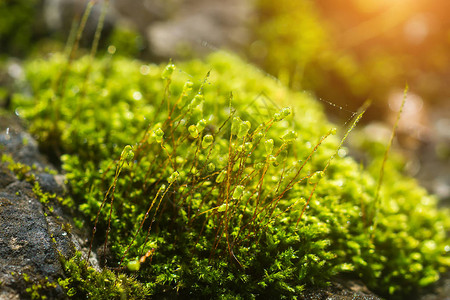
<box><xmin>12</xmin><ymin>51</ymin><xmax>450</xmax><ymax>298</ymax></box>
<box><xmin>0</xmin><ymin>0</ymin><xmax>42</xmax><ymax>57</ymax></box>
<box><xmin>23</xmin><ymin>274</ymin><xmax>58</xmax><ymax>300</ymax></box>
<box><xmin>59</xmin><ymin>252</ymin><xmax>150</xmax><ymax>299</ymax></box>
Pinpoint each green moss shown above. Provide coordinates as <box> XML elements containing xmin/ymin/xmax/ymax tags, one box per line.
<box><xmin>2</xmin><ymin>153</ymin><xmax>35</xmax><ymax>182</ymax></box>
<box><xmin>24</xmin><ymin>276</ymin><xmax>57</xmax><ymax>300</ymax></box>
<box><xmin>58</xmin><ymin>252</ymin><xmax>150</xmax><ymax>299</ymax></box>
<box><xmin>12</xmin><ymin>51</ymin><xmax>450</xmax><ymax>298</ymax></box>
<box><xmin>1</xmin><ymin>153</ymin><xmax>72</xmax><ymax>209</ymax></box>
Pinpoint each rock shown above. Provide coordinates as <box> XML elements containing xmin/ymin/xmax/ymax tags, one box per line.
<box><xmin>0</xmin><ymin>114</ymin><xmax>50</xmax><ymax>170</ymax></box>
<box><xmin>0</xmin><ymin>181</ymin><xmax>68</xmax><ymax>299</ymax></box>
<box><xmin>301</xmin><ymin>276</ymin><xmax>381</xmax><ymax>300</ymax></box>
<box><xmin>41</xmin><ymin>0</ymin><xmax>252</xmax><ymax>59</ymax></box>
<box><xmin>0</xmin><ymin>114</ymin><xmax>95</xmax><ymax>299</ymax></box>
<box><xmin>43</xmin><ymin>0</ymin><xmax>115</xmax><ymax>47</ymax></box>
<box><xmin>419</xmin><ymin>271</ymin><xmax>450</xmax><ymax>300</ymax></box>
<box><xmin>139</xmin><ymin>0</ymin><xmax>253</xmax><ymax>58</ymax></box>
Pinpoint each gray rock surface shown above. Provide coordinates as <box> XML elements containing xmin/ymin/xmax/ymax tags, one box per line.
<box><xmin>0</xmin><ymin>114</ymin><xmax>94</xmax><ymax>299</ymax></box>
<box><xmin>42</xmin><ymin>0</ymin><xmax>252</xmax><ymax>59</ymax></box>
<box><xmin>300</xmin><ymin>277</ymin><xmax>381</xmax><ymax>300</ymax></box>
<box><xmin>0</xmin><ymin>181</ymin><xmax>68</xmax><ymax>299</ymax></box>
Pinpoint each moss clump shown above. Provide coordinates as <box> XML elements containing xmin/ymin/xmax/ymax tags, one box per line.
<box><xmin>57</xmin><ymin>252</ymin><xmax>150</xmax><ymax>299</ymax></box>
<box><xmin>22</xmin><ymin>272</ymin><xmax>58</xmax><ymax>300</ymax></box>
<box><xmin>12</xmin><ymin>51</ymin><xmax>450</xmax><ymax>298</ymax></box>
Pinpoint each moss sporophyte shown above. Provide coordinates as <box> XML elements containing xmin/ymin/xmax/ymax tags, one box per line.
<box><xmin>11</xmin><ymin>51</ymin><xmax>450</xmax><ymax>298</ymax></box>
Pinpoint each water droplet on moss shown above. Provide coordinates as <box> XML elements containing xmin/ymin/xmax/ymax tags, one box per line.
<box><xmin>107</xmin><ymin>45</ymin><xmax>116</xmax><ymax>54</ymax></box>
<box><xmin>338</xmin><ymin>149</ymin><xmax>347</xmax><ymax>157</ymax></box>
<box><xmin>132</xmin><ymin>91</ymin><xmax>142</xmax><ymax>100</ymax></box>
<box><xmin>140</xmin><ymin>65</ymin><xmax>150</xmax><ymax>75</ymax></box>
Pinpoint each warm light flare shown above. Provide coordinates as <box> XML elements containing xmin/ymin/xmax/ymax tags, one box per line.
<box><xmin>352</xmin><ymin>0</ymin><xmax>412</xmax><ymax>13</ymax></box>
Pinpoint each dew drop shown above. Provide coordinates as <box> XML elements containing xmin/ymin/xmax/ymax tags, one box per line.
<box><xmin>107</xmin><ymin>45</ymin><xmax>116</xmax><ymax>54</ymax></box>
<box><xmin>140</xmin><ymin>65</ymin><xmax>150</xmax><ymax>75</ymax></box>
<box><xmin>338</xmin><ymin>149</ymin><xmax>347</xmax><ymax>157</ymax></box>
<box><xmin>72</xmin><ymin>86</ymin><xmax>80</xmax><ymax>94</ymax></box>
<box><xmin>133</xmin><ymin>91</ymin><xmax>142</xmax><ymax>101</ymax></box>
<box><xmin>8</xmin><ymin>62</ymin><xmax>23</xmax><ymax>79</ymax></box>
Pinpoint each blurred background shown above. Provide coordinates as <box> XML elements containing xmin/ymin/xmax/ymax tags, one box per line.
<box><xmin>0</xmin><ymin>0</ymin><xmax>449</xmax><ymax>204</ymax></box>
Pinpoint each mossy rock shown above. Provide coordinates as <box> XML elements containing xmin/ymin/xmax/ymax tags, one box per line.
<box><xmin>12</xmin><ymin>51</ymin><xmax>449</xmax><ymax>299</ymax></box>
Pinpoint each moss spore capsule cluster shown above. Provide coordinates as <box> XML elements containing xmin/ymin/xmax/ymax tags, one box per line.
<box><xmin>11</xmin><ymin>51</ymin><xmax>450</xmax><ymax>299</ymax></box>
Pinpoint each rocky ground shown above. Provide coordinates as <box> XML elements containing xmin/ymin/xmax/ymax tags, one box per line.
<box><xmin>0</xmin><ymin>114</ymin><xmax>99</xmax><ymax>299</ymax></box>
